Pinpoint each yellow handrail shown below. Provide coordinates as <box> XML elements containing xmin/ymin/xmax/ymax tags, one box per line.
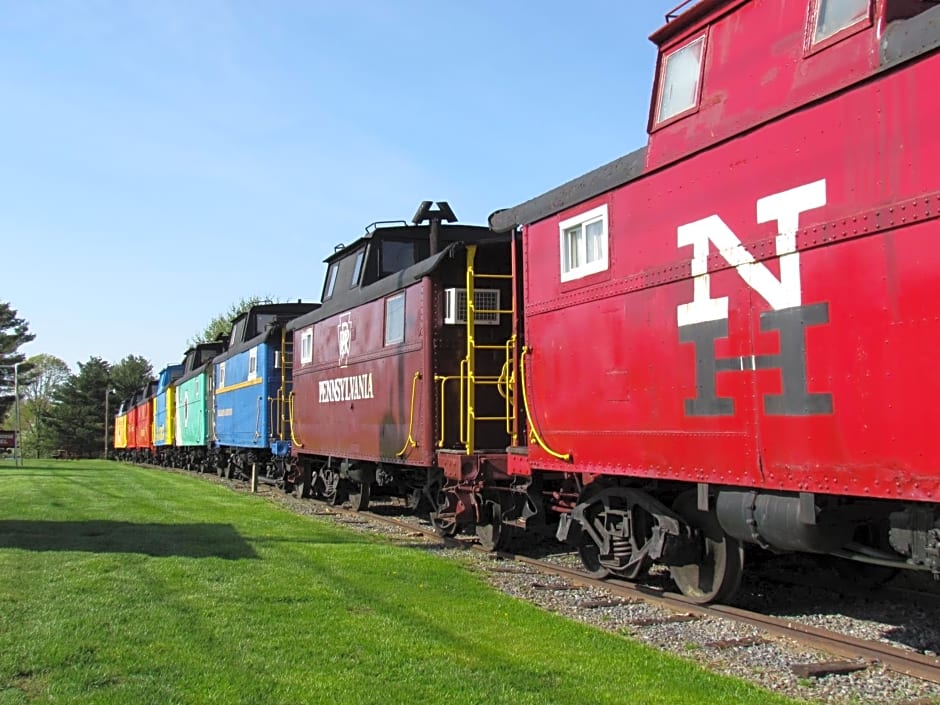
<box><xmin>396</xmin><ymin>372</ymin><xmax>421</xmax><ymax>457</ymax></box>
<box><xmin>519</xmin><ymin>346</ymin><xmax>571</xmax><ymax>462</ymax></box>
<box><xmin>288</xmin><ymin>391</ymin><xmax>303</xmax><ymax>448</ymax></box>
<box><xmin>465</xmin><ymin>244</ymin><xmax>477</xmax><ymax>453</ymax></box>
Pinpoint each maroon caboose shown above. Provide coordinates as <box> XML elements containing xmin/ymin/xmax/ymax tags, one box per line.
<box><xmin>288</xmin><ymin>202</ymin><xmax>518</xmax><ymax>543</ymax></box>
<box><xmin>482</xmin><ymin>0</ymin><xmax>940</xmax><ymax>601</ymax></box>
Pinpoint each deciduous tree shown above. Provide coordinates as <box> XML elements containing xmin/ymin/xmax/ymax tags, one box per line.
<box><xmin>14</xmin><ymin>354</ymin><xmax>70</xmax><ymax>457</ymax></box>
<box><xmin>190</xmin><ymin>296</ymin><xmax>275</xmax><ymax>345</ymax></box>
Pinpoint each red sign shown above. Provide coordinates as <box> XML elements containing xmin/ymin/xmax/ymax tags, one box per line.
<box><xmin>0</xmin><ymin>430</ymin><xmax>15</xmax><ymax>449</ymax></box>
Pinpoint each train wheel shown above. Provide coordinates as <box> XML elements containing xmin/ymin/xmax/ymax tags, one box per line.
<box><xmin>294</xmin><ymin>468</ymin><xmax>312</xmax><ymax>499</ymax></box>
<box><xmin>669</xmin><ymin>492</ymin><xmax>744</xmax><ymax>604</ymax></box>
<box><xmin>428</xmin><ymin>483</ymin><xmax>458</xmax><ymax>537</ymax></box>
<box><xmin>347</xmin><ymin>481</ymin><xmax>371</xmax><ymax>512</ymax></box>
<box><xmin>574</xmin><ymin>485</ymin><xmax>652</xmax><ymax>580</ymax></box>
<box><xmin>320</xmin><ymin>466</ymin><xmax>342</xmax><ymax>506</ymax></box>
<box><xmin>475</xmin><ymin>501</ymin><xmax>509</xmax><ymax>552</ymax></box>
<box><xmin>429</xmin><ymin>512</ymin><xmax>458</xmax><ymax>537</ymax></box>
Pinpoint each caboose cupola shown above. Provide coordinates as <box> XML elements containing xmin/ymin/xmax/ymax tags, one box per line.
<box><xmin>646</xmin><ymin>0</ymin><xmax>940</xmax><ymax>168</ymax></box>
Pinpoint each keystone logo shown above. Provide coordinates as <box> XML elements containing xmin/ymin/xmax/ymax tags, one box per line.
<box><xmin>338</xmin><ymin>312</ymin><xmax>353</xmax><ymax>368</ymax></box>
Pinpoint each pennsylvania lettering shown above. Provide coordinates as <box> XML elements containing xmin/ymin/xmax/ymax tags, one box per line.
<box><xmin>318</xmin><ymin>373</ymin><xmax>375</xmax><ymax>403</ymax></box>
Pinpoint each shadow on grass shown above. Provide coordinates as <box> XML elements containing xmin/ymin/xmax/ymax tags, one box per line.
<box><xmin>0</xmin><ymin>520</ymin><xmax>259</xmax><ymax>560</ymax></box>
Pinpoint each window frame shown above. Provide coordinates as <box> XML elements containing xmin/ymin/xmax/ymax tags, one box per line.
<box><xmin>248</xmin><ymin>348</ymin><xmax>258</xmax><ymax>380</ymax></box>
<box><xmin>558</xmin><ymin>204</ymin><xmax>610</xmax><ymax>283</ymax></box>
<box><xmin>384</xmin><ymin>292</ymin><xmax>406</xmax><ymax>346</ymax></box>
<box><xmin>218</xmin><ymin>361</ymin><xmax>226</xmax><ymax>390</ymax></box>
<box><xmin>323</xmin><ymin>262</ymin><xmax>339</xmax><ymax>300</ymax></box>
<box><xmin>350</xmin><ymin>249</ymin><xmax>365</xmax><ymax>288</ymax></box>
<box><xmin>805</xmin><ymin>0</ymin><xmax>872</xmax><ymax>54</ymax></box>
<box><xmin>653</xmin><ymin>31</ymin><xmax>708</xmax><ymax>128</ymax></box>
<box><xmin>300</xmin><ymin>328</ymin><xmax>313</xmax><ymax>365</ymax></box>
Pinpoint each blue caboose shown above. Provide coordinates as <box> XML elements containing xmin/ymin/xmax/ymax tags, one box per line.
<box><xmin>152</xmin><ymin>363</ymin><xmax>184</xmax><ymax>465</ymax></box>
<box><xmin>211</xmin><ymin>302</ymin><xmax>318</xmax><ymax>483</ymax></box>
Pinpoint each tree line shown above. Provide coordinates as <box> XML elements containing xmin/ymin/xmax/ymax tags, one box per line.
<box><xmin>1</xmin><ymin>297</ymin><xmax>270</xmax><ymax>459</ymax></box>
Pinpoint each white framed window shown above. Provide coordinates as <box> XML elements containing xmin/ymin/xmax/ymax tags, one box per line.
<box><xmin>300</xmin><ymin>328</ymin><xmax>313</xmax><ymax>364</ymax></box>
<box><xmin>384</xmin><ymin>293</ymin><xmax>405</xmax><ymax>346</ymax></box>
<box><xmin>812</xmin><ymin>0</ymin><xmax>869</xmax><ymax>44</ymax></box>
<box><xmin>656</xmin><ymin>35</ymin><xmax>706</xmax><ymax>124</ymax></box>
<box><xmin>218</xmin><ymin>361</ymin><xmax>226</xmax><ymax>389</ymax></box>
<box><xmin>248</xmin><ymin>348</ymin><xmax>258</xmax><ymax>380</ymax></box>
<box><xmin>559</xmin><ymin>204</ymin><xmax>609</xmax><ymax>282</ymax></box>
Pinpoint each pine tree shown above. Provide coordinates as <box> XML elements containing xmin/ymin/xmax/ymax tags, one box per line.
<box><xmin>110</xmin><ymin>355</ymin><xmax>153</xmax><ymax>402</ymax></box>
<box><xmin>0</xmin><ymin>301</ymin><xmax>36</xmax><ymax>422</ymax></box>
<box><xmin>46</xmin><ymin>357</ymin><xmax>111</xmax><ymax>458</ymax></box>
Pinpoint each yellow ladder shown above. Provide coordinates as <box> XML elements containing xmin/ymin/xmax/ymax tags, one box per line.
<box><xmin>436</xmin><ymin>244</ymin><xmax>517</xmax><ymax>454</ymax></box>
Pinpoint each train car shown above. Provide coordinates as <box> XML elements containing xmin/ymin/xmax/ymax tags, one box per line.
<box><xmin>212</xmin><ymin>302</ymin><xmax>318</xmax><ymax>482</ymax></box>
<box><xmin>125</xmin><ymin>381</ymin><xmax>156</xmax><ymax>464</ymax></box>
<box><xmin>113</xmin><ymin>398</ymin><xmax>129</xmax><ymax>456</ymax></box>
<box><xmin>172</xmin><ymin>341</ymin><xmax>227</xmax><ymax>472</ymax></box>
<box><xmin>152</xmin><ymin>363</ymin><xmax>184</xmax><ymax>465</ymax></box>
<box><xmin>287</xmin><ymin>202</ymin><xmax>517</xmax><ymax>533</ymax></box>
<box><xmin>482</xmin><ymin>0</ymin><xmax>940</xmax><ymax>601</ymax></box>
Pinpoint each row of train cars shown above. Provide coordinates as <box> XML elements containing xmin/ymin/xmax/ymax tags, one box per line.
<box><xmin>114</xmin><ymin>0</ymin><xmax>940</xmax><ymax>603</ymax></box>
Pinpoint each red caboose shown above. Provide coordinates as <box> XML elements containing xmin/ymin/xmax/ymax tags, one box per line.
<box><xmin>484</xmin><ymin>0</ymin><xmax>940</xmax><ymax>600</ymax></box>
<box><xmin>288</xmin><ymin>202</ymin><xmax>517</xmax><ymax>538</ymax></box>
<box><xmin>124</xmin><ymin>381</ymin><xmax>156</xmax><ymax>464</ymax></box>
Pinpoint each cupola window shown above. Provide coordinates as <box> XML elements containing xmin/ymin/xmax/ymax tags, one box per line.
<box><xmin>813</xmin><ymin>0</ymin><xmax>869</xmax><ymax>44</ymax></box>
<box><xmin>656</xmin><ymin>35</ymin><xmax>705</xmax><ymax>124</ymax></box>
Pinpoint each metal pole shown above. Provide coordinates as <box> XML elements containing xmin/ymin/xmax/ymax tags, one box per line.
<box><xmin>13</xmin><ymin>363</ymin><xmax>20</xmax><ymax>468</ymax></box>
<box><xmin>104</xmin><ymin>388</ymin><xmax>109</xmax><ymax>460</ymax></box>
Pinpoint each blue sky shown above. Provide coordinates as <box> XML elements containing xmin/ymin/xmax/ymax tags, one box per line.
<box><xmin>3</xmin><ymin>1</ymin><xmax>682</xmax><ymax>374</ymax></box>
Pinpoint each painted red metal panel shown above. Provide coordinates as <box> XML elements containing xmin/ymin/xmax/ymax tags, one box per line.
<box><xmin>646</xmin><ymin>0</ymin><xmax>880</xmax><ymax>170</ymax></box>
<box><xmin>292</xmin><ymin>280</ymin><xmax>435</xmax><ymax>466</ymax></box>
<box><xmin>522</xmin><ymin>49</ymin><xmax>940</xmax><ymax>502</ymax></box>
<box><xmin>136</xmin><ymin>399</ymin><xmax>153</xmax><ymax>450</ymax></box>
<box><xmin>126</xmin><ymin>406</ymin><xmax>139</xmax><ymax>450</ymax></box>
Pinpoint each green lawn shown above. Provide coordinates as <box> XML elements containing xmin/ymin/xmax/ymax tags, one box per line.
<box><xmin>0</xmin><ymin>460</ymin><xmax>800</xmax><ymax>705</ymax></box>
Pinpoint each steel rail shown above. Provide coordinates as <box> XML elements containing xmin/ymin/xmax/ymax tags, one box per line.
<box><xmin>145</xmin><ymin>465</ymin><xmax>940</xmax><ymax>686</ymax></box>
<box><xmin>329</xmin><ymin>501</ymin><xmax>940</xmax><ymax>686</ymax></box>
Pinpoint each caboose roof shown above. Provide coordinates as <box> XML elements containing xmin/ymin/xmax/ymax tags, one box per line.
<box><xmin>649</xmin><ymin>0</ymin><xmax>744</xmax><ymax>46</ymax></box>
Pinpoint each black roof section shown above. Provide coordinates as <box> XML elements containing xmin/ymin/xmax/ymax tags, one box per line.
<box><xmin>215</xmin><ymin>302</ymin><xmax>320</xmax><ymax>363</ymax></box>
<box><xmin>488</xmin><ymin>146</ymin><xmax>647</xmax><ymax>232</ymax></box>
<box><xmin>176</xmin><ymin>341</ymin><xmax>228</xmax><ymax>386</ymax></box>
<box><xmin>287</xmin><ymin>222</ymin><xmax>507</xmax><ymax>332</ymax></box>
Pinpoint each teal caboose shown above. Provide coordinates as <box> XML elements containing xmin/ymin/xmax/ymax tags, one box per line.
<box><xmin>173</xmin><ymin>341</ymin><xmax>227</xmax><ymax>471</ymax></box>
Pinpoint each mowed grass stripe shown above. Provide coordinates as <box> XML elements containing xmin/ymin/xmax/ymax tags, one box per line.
<box><xmin>0</xmin><ymin>461</ymin><xmax>798</xmax><ymax>705</ymax></box>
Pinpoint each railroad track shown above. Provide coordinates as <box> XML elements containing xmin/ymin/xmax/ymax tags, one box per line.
<box><xmin>148</xmin><ymin>465</ymin><xmax>940</xmax><ymax>687</ymax></box>
<box><xmin>316</xmin><ymin>496</ymin><xmax>940</xmax><ymax>686</ymax></box>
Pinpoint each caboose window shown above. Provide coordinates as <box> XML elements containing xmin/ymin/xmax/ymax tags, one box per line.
<box><xmin>248</xmin><ymin>348</ymin><xmax>258</xmax><ymax>380</ymax></box>
<box><xmin>300</xmin><ymin>329</ymin><xmax>313</xmax><ymax>364</ymax></box>
<box><xmin>656</xmin><ymin>35</ymin><xmax>705</xmax><ymax>124</ymax></box>
<box><xmin>813</xmin><ymin>0</ymin><xmax>869</xmax><ymax>43</ymax></box>
<box><xmin>384</xmin><ymin>293</ymin><xmax>405</xmax><ymax>346</ymax></box>
<box><xmin>218</xmin><ymin>362</ymin><xmax>226</xmax><ymax>390</ymax></box>
<box><xmin>559</xmin><ymin>204</ymin><xmax>609</xmax><ymax>282</ymax></box>
<box><xmin>381</xmin><ymin>241</ymin><xmax>417</xmax><ymax>276</ymax></box>
<box><xmin>350</xmin><ymin>249</ymin><xmax>365</xmax><ymax>288</ymax></box>
<box><xmin>324</xmin><ymin>263</ymin><xmax>339</xmax><ymax>300</ymax></box>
